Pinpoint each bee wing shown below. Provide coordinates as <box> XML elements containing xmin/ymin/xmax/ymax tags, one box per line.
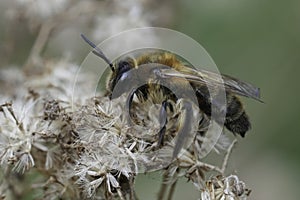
<box><xmin>158</xmin><ymin>67</ymin><xmax>261</xmax><ymax>101</ymax></box>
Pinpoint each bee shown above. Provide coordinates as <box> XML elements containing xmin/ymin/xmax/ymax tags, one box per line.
<box><xmin>81</xmin><ymin>34</ymin><xmax>261</xmax><ymax>157</ymax></box>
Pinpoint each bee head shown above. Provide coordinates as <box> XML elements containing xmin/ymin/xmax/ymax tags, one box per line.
<box><xmin>106</xmin><ymin>57</ymin><xmax>136</xmax><ymax>97</ymax></box>
<box><xmin>113</xmin><ymin>57</ymin><xmax>136</xmax><ymax>79</ymax></box>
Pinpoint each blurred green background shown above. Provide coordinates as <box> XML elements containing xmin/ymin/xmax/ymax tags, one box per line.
<box><xmin>1</xmin><ymin>0</ymin><xmax>299</xmax><ymax>199</ymax></box>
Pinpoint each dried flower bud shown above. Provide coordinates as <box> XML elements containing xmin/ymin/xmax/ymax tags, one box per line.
<box><xmin>200</xmin><ymin>175</ymin><xmax>251</xmax><ymax>200</ymax></box>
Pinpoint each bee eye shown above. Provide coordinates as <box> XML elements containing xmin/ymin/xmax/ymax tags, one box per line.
<box><xmin>118</xmin><ymin>61</ymin><xmax>132</xmax><ymax>74</ymax></box>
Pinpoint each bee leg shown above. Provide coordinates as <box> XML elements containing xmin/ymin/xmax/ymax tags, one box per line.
<box><xmin>125</xmin><ymin>87</ymin><xmax>137</xmax><ymax>125</ymax></box>
<box><xmin>172</xmin><ymin>100</ymin><xmax>195</xmax><ymax>159</ymax></box>
<box><xmin>158</xmin><ymin>100</ymin><xmax>169</xmax><ymax>147</ymax></box>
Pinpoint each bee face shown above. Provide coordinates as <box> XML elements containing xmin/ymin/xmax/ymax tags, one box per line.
<box><xmin>107</xmin><ymin>56</ymin><xmax>136</xmax><ymax>96</ymax></box>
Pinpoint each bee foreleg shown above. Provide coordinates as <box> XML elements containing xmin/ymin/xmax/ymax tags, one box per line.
<box><xmin>125</xmin><ymin>87</ymin><xmax>137</xmax><ymax>125</ymax></box>
<box><xmin>158</xmin><ymin>100</ymin><xmax>169</xmax><ymax>147</ymax></box>
<box><xmin>172</xmin><ymin>99</ymin><xmax>199</xmax><ymax>159</ymax></box>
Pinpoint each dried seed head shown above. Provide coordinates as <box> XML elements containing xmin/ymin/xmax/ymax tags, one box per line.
<box><xmin>200</xmin><ymin>175</ymin><xmax>251</xmax><ymax>200</ymax></box>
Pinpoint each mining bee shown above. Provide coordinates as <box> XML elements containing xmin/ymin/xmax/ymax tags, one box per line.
<box><xmin>81</xmin><ymin>34</ymin><xmax>261</xmax><ymax>158</ymax></box>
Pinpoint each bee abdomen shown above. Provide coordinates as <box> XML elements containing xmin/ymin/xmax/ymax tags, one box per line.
<box><xmin>194</xmin><ymin>86</ymin><xmax>251</xmax><ymax>137</ymax></box>
<box><xmin>225</xmin><ymin>111</ymin><xmax>250</xmax><ymax>137</ymax></box>
<box><xmin>225</xmin><ymin>95</ymin><xmax>251</xmax><ymax>137</ymax></box>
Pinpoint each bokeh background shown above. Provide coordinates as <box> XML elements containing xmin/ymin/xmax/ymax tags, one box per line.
<box><xmin>0</xmin><ymin>0</ymin><xmax>299</xmax><ymax>199</ymax></box>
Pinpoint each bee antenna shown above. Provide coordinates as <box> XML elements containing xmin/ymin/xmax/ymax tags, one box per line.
<box><xmin>80</xmin><ymin>34</ymin><xmax>114</xmax><ymax>71</ymax></box>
